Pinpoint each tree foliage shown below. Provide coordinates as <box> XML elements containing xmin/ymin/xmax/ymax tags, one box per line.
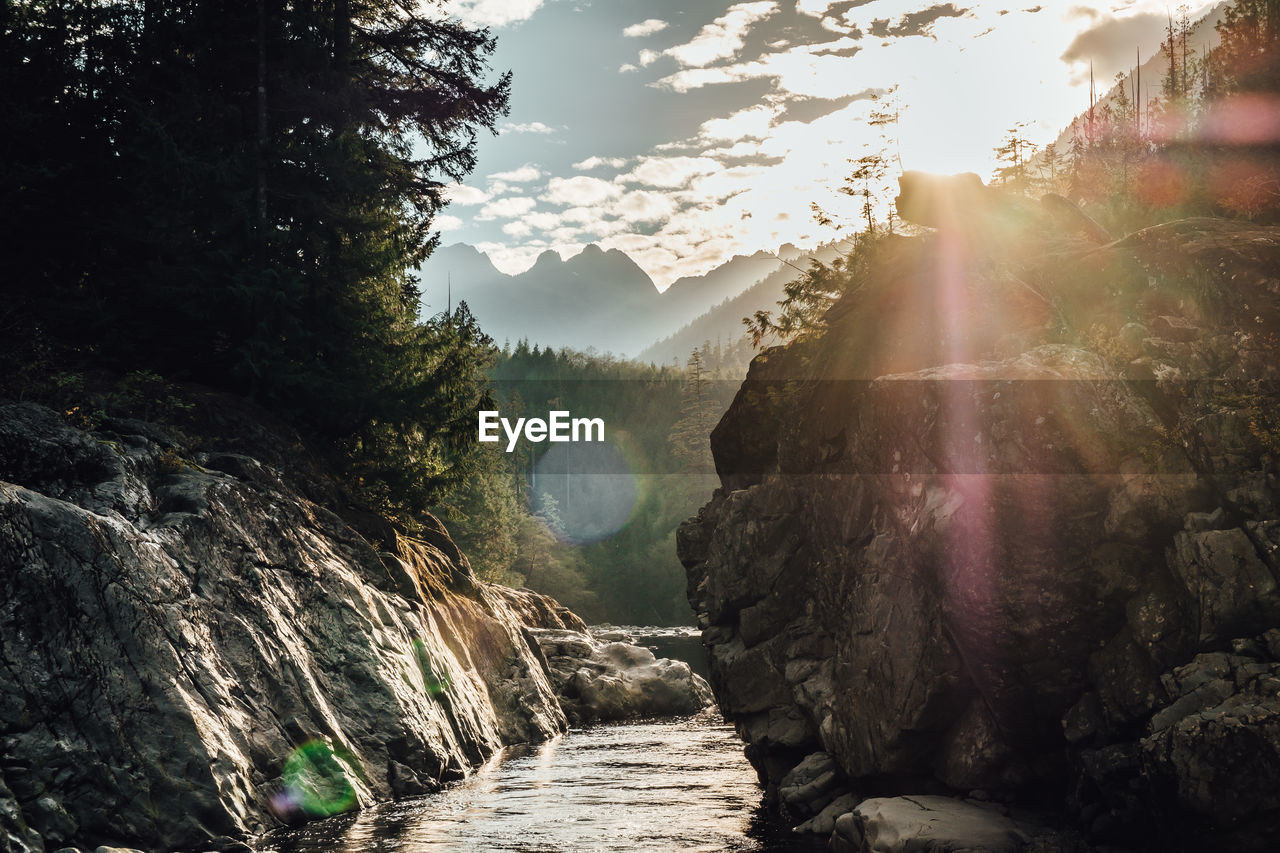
<box><xmin>669</xmin><ymin>348</ymin><xmax>721</xmax><ymax>468</ymax></box>
<box><xmin>432</xmin><ymin>344</ymin><xmax>733</xmax><ymax>624</ymax></box>
<box><xmin>1</xmin><ymin>0</ymin><xmax>509</xmax><ymax>518</ymax></box>
<box><xmin>1055</xmin><ymin>0</ymin><xmax>1280</xmax><ymax>230</ymax></box>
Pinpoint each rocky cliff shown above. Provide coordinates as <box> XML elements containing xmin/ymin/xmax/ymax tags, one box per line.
<box><xmin>0</xmin><ymin>398</ymin><xmax>708</xmax><ymax>853</ymax></box>
<box><xmin>679</xmin><ymin>209</ymin><xmax>1280</xmax><ymax>851</ymax></box>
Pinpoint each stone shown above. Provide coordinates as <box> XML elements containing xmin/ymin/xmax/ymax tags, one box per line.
<box><xmin>831</xmin><ymin>810</ymin><xmax>865</xmax><ymax>853</ymax></box>
<box><xmin>0</xmin><ymin>401</ymin><xmax>572</xmax><ymax>852</ymax></box>
<box><xmin>527</xmin><ymin>629</ymin><xmax>713</xmax><ymax>723</ymax></box>
<box><xmin>778</xmin><ymin>752</ymin><xmax>841</xmax><ymax>818</ymax></box>
<box><xmin>852</xmin><ymin>795</ymin><xmax>1028</xmax><ymax>853</ymax></box>
<box><xmin>793</xmin><ymin>792</ymin><xmax>858</xmax><ymax>836</ymax></box>
<box><xmin>679</xmin><ymin>216</ymin><xmax>1280</xmax><ymax>847</ymax></box>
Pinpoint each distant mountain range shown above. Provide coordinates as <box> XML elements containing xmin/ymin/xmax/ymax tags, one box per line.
<box><xmin>416</xmin><ymin>242</ymin><xmax>801</xmax><ymax>358</ymax></box>
<box><xmin>638</xmin><ymin>242</ymin><xmax>843</xmax><ymax>367</ymax></box>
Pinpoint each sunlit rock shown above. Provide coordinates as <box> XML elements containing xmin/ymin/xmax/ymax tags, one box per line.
<box><xmin>681</xmin><ymin>216</ymin><xmax>1280</xmax><ymax>849</ymax></box>
<box><xmin>0</xmin><ymin>401</ymin><xmax>568</xmax><ymax>852</ymax></box>
<box><xmin>529</xmin><ymin>628</ymin><xmax>714</xmax><ymax>723</ymax></box>
<box><xmin>837</xmin><ymin>795</ymin><xmax>1029</xmax><ymax>853</ymax></box>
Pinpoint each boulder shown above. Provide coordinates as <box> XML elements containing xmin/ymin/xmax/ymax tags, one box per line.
<box><xmin>528</xmin><ymin>629</ymin><xmax>714</xmax><ymax>723</ymax></box>
<box><xmin>847</xmin><ymin>795</ymin><xmax>1028</xmax><ymax>853</ymax></box>
<box><xmin>778</xmin><ymin>751</ymin><xmax>844</xmax><ymax>818</ymax></box>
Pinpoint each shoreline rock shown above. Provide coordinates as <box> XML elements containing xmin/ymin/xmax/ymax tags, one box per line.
<box><xmin>1</xmin><ymin>399</ymin><xmax>719</xmax><ymax>853</ymax></box>
<box><xmin>528</xmin><ymin>628</ymin><xmax>714</xmax><ymax>724</ymax></box>
<box><xmin>680</xmin><ymin>216</ymin><xmax>1280</xmax><ymax>851</ymax></box>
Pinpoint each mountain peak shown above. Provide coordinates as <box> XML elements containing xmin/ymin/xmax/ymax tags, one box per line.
<box><xmin>531</xmin><ymin>249</ymin><xmax>563</xmax><ymax>270</ymax></box>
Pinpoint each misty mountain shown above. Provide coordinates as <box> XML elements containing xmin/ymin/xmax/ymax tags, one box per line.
<box><xmin>416</xmin><ymin>243</ymin><xmax>790</xmax><ymax>357</ymax></box>
<box><xmin>639</xmin><ymin>242</ymin><xmax>843</xmax><ymax>368</ymax></box>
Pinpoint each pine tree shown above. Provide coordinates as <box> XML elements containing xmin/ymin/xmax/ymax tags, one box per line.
<box><xmin>0</xmin><ymin>0</ymin><xmax>512</xmax><ymax>518</ymax></box>
<box><xmin>668</xmin><ymin>349</ymin><xmax>721</xmax><ymax>468</ymax></box>
<box><xmin>1213</xmin><ymin>0</ymin><xmax>1280</xmax><ymax>94</ymax></box>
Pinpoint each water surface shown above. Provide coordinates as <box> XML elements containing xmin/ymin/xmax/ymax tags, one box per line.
<box><xmin>258</xmin><ymin>713</ymin><xmax>823</xmax><ymax>853</ymax></box>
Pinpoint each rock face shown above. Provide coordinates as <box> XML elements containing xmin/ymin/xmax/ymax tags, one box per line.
<box><xmin>0</xmin><ymin>401</ymin><xmax>580</xmax><ymax>853</ymax></box>
<box><xmin>679</xmin><ymin>214</ymin><xmax>1280</xmax><ymax>849</ymax></box>
<box><xmin>529</xmin><ymin>628</ymin><xmax>713</xmax><ymax>723</ymax></box>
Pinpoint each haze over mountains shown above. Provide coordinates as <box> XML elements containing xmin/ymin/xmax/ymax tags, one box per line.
<box><xmin>417</xmin><ymin>242</ymin><xmax>805</xmax><ymax>358</ymax></box>
<box><xmin>638</xmin><ymin>241</ymin><xmax>843</xmax><ymax>367</ymax></box>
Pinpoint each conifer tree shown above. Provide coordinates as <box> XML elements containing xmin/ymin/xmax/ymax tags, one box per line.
<box><xmin>1</xmin><ymin>0</ymin><xmax>512</xmax><ymax>517</ymax></box>
<box><xmin>669</xmin><ymin>349</ymin><xmax>720</xmax><ymax>468</ymax></box>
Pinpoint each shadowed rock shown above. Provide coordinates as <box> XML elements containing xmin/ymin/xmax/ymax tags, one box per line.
<box><xmin>680</xmin><ymin>216</ymin><xmax>1280</xmax><ymax>850</ymax></box>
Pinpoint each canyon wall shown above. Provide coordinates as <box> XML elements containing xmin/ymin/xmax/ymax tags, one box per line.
<box><xmin>680</xmin><ymin>213</ymin><xmax>1280</xmax><ymax>849</ymax></box>
<box><xmin>0</xmin><ymin>401</ymin><xmax>572</xmax><ymax>853</ymax></box>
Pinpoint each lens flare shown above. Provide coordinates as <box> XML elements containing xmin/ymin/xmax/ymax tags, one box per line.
<box><xmin>1209</xmin><ymin>158</ymin><xmax>1280</xmax><ymax>218</ymax></box>
<box><xmin>531</xmin><ymin>440</ymin><xmax>638</xmax><ymax>543</ymax></box>
<box><xmin>1131</xmin><ymin>159</ymin><xmax>1189</xmax><ymax>210</ymax></box>
<box><xmin>271</xmin><ymin>740</ymin><xmax>361</xmax><ymax>820</ymax></box>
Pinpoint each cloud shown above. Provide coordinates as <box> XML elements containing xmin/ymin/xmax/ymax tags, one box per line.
<box><xmin>895</xmin><ymin>3</ymin><xmax>970</xmax><ymax>37</ymax></box>
<box><xmin>573</xmin><ymin>156</ymin><xmax>630</xmax><ymax>170</ymax></box>
<box><xmin>450</xmin><ymin>0</ymin><xmax>545</xmax><ymax>28</ymax></box>
<box><xmin>615</xmin><ymin>190</ymin><xmax>677</xmax><ymax>223</ymax></box>
<box><xmin>619</xmin><ymin>63</ymin><xmax>639</xmax><ymax>73</ymax></box>
<box><xmin>488</xmin><ymin>164</ymin><xmax>543</xmax><ymax>182</ymax></box>
<box><xmin>699</xmin><ymin>105</ymin><xmax>778</xmax><ymax>141</ymax></box>
<box><xmin>624</xmin><ymin>18</ymin><xmax>669</xmax><ymax>38</ymax></box>
<box><xmin>663</xmin><ymin>1</ymin><xmax>780</xmax><ymax>68</ymax></box>
<box><xmin>1060</xmin><ymin>11</ymin><xmax>1168</xmax><ymax>84</ymax></box>
<box><xmin>779</xmin><ymin>90</ymin><xmax>882</xmax><ymax>123</ymax></box>
<box><xmin>433</xmin><ymin>214</ymin><xmax>464</xmax><ymax>231</ymax></box>
<box><xmin>476</xmin><ymin>196</ymin><xmax>536</xmax><ymax>221</ymax></box>
<box><xmin>621</xmin><ymin>156</ymin><xmax>722</xmax><ymax>189</ymax></box>
<box><xmin>524</xmin><ymin>211</ymin><xmax>570</xmax><ymax>231</ymax></box>
<box><xmin>500</xmin><ymin>121</ymin><xmax>557</xmax><ymax>134</ymax></box>
<box><xmin>456</xmin><ymin>0</ymin><xmax>1187</xmax><ymax>288</ymax></box>
<box><xmin>475</xmin><ymin>242</ymin><xmax>552</xmax><ymax>276</ymax></box>
<box><xmin>543</xmin><ymin>176</ymin><xmax>622</xmax><ymax>206</ymax></box>
<box><xmin>867</xmin><ymin>3</ymin><xmax>971</xmax><ymax>39</ymax></box>
<box><xmin>796</xmin><ymin>0</ymin><xmax>836</xmax><ymax>17</ymax></box>
<box><xmin>654</xmin><ymin>42</ymin><xmax>886</xmax><ymax>100</ymax></box>
<box><xmin>443</xmin><ymin>184</ymin><xmax>491</xmax><ymax>206</ymax></box>
<box><xmin>800</xmin><ymin>0</ymin><xmax>878</xmax><ymax>20</ymax></box>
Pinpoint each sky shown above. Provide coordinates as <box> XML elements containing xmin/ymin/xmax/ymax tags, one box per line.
<box><xmin>432</xmin><ymin>0</ymin><xmax>1217</xmax><ymax>287</ymax></box>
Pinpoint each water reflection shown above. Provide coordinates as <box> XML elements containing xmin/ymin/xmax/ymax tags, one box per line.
<box><xmin>258</xmin><ymin>713</ymin><xmax>823</xmax><ymax>853</ymax></box>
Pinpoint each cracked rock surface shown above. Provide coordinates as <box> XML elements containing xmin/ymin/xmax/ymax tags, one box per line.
<box><xmin>680</xmin><ymin>216</ymin><xmax>1280</xmax><ymax>850</ymax></box>
<box><xmin>0</xmin><ymin>401</ymin><xmax>570</xmax><ymax>852</ymax></box>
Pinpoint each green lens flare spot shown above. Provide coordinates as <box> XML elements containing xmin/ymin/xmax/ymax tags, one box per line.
<box><xmin>282</xmin><ymin>740</ymin><xmax>361</xmax><ymax>817</ymax></box>
<box><xmin>412</xmin><ymin>639</ymin><xmax>452</xmax><ymax>697</ymax></box>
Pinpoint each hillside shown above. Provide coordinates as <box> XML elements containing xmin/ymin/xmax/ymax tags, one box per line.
<box><xmin>638</xmin><ymin>242</ymin><xmax>843</xmax><ymax>369</ymax></box>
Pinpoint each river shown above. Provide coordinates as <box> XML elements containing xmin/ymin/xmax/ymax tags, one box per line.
<box><xmin>257</xmin><ymin>629</ymin><xmax>824</xmax><ymax>853</ymax></box>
